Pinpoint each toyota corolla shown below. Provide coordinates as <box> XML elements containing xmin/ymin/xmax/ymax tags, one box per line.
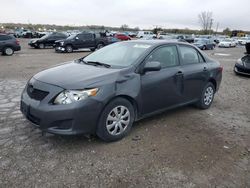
<box><xmin>21</xmin><ymin>40</ymin><xmax>222</xmax><ymax>142</ymax></box>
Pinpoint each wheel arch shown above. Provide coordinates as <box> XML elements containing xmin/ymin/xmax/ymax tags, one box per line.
<box><xmin>208</xmin><ymin>78</ymin><xmax>217</xmax><ymax>91</ymax></box>
<box><xmin>102</xmin><ymin>95</ymin><xmax>139</xmax><ymax>121</ymax></box>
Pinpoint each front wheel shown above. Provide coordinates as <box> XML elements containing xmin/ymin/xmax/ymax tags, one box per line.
<box><xmin>196</xmin><ymin>82</ymin><xmax>215</xmax><ymax>109</ymax></box>
<box><xmin>38</xmin><ymin>43</ymin><xmax>45</xmax><ymax>49</ymax></box>
<box><xmin>96</xmin><ymin>98</ymin><xmax>135</xmax><ymax>142</ymax></box>
<box><xmin>66</xmin><ymin>45</ymin><xmax>73</xmax><ymax>53</ymax></box>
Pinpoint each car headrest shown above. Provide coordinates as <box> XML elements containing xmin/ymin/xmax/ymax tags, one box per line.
<box><xmin>246</xmin><ymin>43</ymin><xmax>250</xmax><ymax>54</ymax></box>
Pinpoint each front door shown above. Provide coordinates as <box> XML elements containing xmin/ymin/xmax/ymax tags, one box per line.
<box><xmin>140</xmin><ymin>45</ymin><xmax>183</xmax><ymax>115</ymax></box>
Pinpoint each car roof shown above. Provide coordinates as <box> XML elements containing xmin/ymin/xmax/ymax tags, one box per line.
<box><xmin>122</xmin><ymin>39</ymin><xmax>190</xmax><ymax>47</ymax></box>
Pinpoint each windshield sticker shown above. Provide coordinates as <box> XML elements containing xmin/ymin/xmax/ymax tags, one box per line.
<box><xmin>133</xmin><ymin>44</ymin><xmax>151</xmax><ymax>49</ymax></box>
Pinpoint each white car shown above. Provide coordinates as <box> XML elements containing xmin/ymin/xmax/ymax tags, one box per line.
<box><xmin>137</xmin><ymin>31</ymin><xmax>155</xmax><ymax>38</ymax></box>
<box><xmin>238</xmin><ymin>37</ymin><xmax>250</xmax><ymax>45</ymax></box>
<box><xmin>218</xmin><ymin>39</ymin><xmax>237</xmax><ymax>48</ymax></box>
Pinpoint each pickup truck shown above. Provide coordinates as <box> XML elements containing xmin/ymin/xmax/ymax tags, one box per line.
<box><xmin>54</xmin><ymin>32</ymin><xmax>116</xmax><ymax>53</ymax></box>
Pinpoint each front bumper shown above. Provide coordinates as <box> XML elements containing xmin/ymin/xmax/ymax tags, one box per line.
<box><xmin>28</xmin><ymin>43</ymin><xmax>38</xmax><ymax>48</ymax></box>
<box><xmin>55</xmin><ymin>46</ymin><xmax>66</xmax><ymax>52</ymax></box>
<box><xmin>20</xmin><ymin>78</ymin><xmax>103</xmax><ymax>135</ymax></box>
<box><xmin>234</xmin><ymin>64</ymin><xmax>250</xmax><ymax>76</ymax></box>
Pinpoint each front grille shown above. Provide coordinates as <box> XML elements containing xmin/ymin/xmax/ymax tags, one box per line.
<box><xmin>27</xmin><ymin>84</ymin><xmax>49</xmax><ymax>101</ymax></box>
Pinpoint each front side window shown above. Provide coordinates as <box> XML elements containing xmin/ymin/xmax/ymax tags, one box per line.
<box><xmin>179</xmin><ymin>46</ymin><xmax>199</xmax><ymax>65</ymax></box>
<box><xmin>146</xmin><ymin>45</ymin><xmax>179</xmax><ymax>68</ymax></box>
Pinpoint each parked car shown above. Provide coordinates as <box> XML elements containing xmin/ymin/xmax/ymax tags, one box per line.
<box><xmin>114</xmin><ymin>33</ymin><xmax>131</xmax><ymax>41</ymax></box>
<box><xmin>193</xmin><ymin>38</ymin><xmax>215</xmax><ymax>50</ymax></box>
<box><xmin>54</xmin><ymin>32</ymin><xmax>113</xmax><ymax>53</ymax></box>
<box><xmin>21</xmin><ymin>40</ymin><xmax>222</xmax><ymax>142</ymax></box>
<box><xmin>0</xmin><ymin>34</ymin><xmax>21</xmax><ymax>56</ymax></box>
<box><xmin>137</xmin><ymin>31</ymin><xmax>155</xmax><ymax>38</ymax></box>
<box><xmin>28</xmin><ymin>32</ymin><xmax>67</xmax><ymax>49</ymax></box>
<box><xmin>218</xmin><ymin>39</ymin><xmax>237</xmax><ymax>48</ymax></box>
<box><xmin>238</xmin><ymin>37</ymin><xmax>250</xmax><ymax>45</ymax></box>
<box><xmin>176</xmin><ymin>35</ymin><xmax>194</xmax><ymax>43</ymax></box>
<box><xmin>234</xmin><ymin>43</ymin><xmax>250</xmax><ymax>76</ymax></box>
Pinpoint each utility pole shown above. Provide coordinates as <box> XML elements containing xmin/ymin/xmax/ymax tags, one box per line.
<box><xmin>215</xmin><ymin>22</ymin><xmax>219</xmax><ymax>35</ymax></box>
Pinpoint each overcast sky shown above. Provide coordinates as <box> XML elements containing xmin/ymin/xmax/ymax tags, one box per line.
<box><xmin>0</xmin><ymin>0</ymin><xmax>250</xmax><ymax>31</ymax></box>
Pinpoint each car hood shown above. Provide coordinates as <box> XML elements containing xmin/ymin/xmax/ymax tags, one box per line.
<box><xmin>33</xmin><ymin>61</ymin><xmax>121</xmax><ymax>89</ymax></box>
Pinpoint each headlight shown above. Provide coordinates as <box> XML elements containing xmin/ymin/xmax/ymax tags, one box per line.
<box><xmin>236</xmin><ymin>58</ymin><xmax>243</xmax><ymax>65</ymax></box>
<box><xmin>54</xmin><ymin>88</ymin><xmax>98</xmax><ymax>105</ymax></box>
<box><xmin>60</xmin><ymin>41</ymin><xmax>64</xmax><ymax>46</ymax></box>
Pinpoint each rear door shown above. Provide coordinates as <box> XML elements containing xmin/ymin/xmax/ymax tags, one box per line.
<box><xmin>140</xmin><ymin>45</ymin><xmax>183</xmax><ymax>115</ymax></box>
<box><xmin>177</xmin><ymin>45</ymin><xmax>209</xmax><ymax>102</ymax></box>
<box><xmin>76</xmin><ymin>33</ymin><xmax>95</xmax><ymax>48</ymax></box>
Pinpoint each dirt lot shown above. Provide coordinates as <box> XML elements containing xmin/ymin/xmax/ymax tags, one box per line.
<box><xmin>0</xmin><ymin>39</ymin><xmax>249</xmax><ymax>187</ymax></box>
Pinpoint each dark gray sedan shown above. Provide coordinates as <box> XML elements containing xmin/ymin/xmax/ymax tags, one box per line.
<box><xmin>21</xmin><ymin>40</ymin><xmax>222</xmax><ymax>142</ymax></box>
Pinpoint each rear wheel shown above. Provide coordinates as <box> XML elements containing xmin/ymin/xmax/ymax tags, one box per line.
<box><xmin>97</xmin><ymin>43</ymin><xmax>104</xmax><ymax>49</ymax></box>
<box><xmin>3</xmin><ymin>47</ymin><xmax>14</xmax><ymax>56</ymax></box>
<box><xmin>96</xmin><ymin>98</ymin><xmax>135</xmax><ymax>142</ymax></box>
<box><xmin>202</xmin><ymin>46</ymin><xmax>206</xmax><ymax>50</ymax></box>
<box><xmin>66</xmin><ymin>45</ymin><xmax>73</xmax><ymax>53</ymax></box>
<box><xmin>196</xmin><ymin>82</ymin><xmax>215</xmax><ymax>109</ymax></box>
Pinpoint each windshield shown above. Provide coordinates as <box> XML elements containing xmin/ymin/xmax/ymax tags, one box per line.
<box><xmin>67</xmin><ymin>34</ymin><xmax>77</xmax><ymax>39</ymax></box>
<box><xmin>40</xmin><ymin>34</ymin><xmax>50</xmax><ymax>39</ymax></box>
<box><xmin>83</xmin><ymin>42</ymin><xmax>152</xmax><ymax>68</ymax></box>
<box><xmin>194</xmin><ymin>39</ymin><xmax>205</xmax><ymax>44</ymax></box>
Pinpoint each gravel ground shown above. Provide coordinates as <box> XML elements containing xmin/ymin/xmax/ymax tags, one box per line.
<box><xmin>0</xmin><ymin>39</ymin><xmax>249</xmax><ymax>187</ymax></box>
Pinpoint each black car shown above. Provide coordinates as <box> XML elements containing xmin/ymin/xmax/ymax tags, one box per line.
<box><xmin>29</xmin><ymin>32</ymin><xmax>67</xmax><ymax>49</ymax></box>
<box><xmin>0</xmin><ymin>34</ymin><xmax>21</xmax><ymax>56</ymax></box>
<box><xmin>193</xmin><ymin>38</ymin><xmax>215</xmax><ymax>50</ymax></box>
<box><xmin>21</xmin><ymin>40</ymin><xmax>222</xmax><ymax>142</ymax></box>
<box><xmin>234</xmin><ymin>43</ymin><xmax>250</xmax><ymax>76</ymax></box>
<box><xmin>54</xmin><ymin>32</ymin><xmax>112</xmax><ymax>53</ymax></box>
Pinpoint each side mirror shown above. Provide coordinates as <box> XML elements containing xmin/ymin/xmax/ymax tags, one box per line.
<box><xmin>142</xmin><ymin>61</ymin><xmax>161</xmax><ymax>73</ymax></box>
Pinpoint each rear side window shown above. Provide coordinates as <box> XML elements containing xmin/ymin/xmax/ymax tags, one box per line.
<box><xmin>146</xmin><ymin>45</ymin><xmax>179</xmax><ymax>68</ymax></box>
<box><xmin>179</xmin><ymin>46</ymin><xmax>200</xmax><ymax>65</ymax></box>
<box><xmin>78</xmin><ymin>34</ymin><xmax>93</xmax><ymax>40</ymax></box>
<box><xmin>0</xmin><ymin>35</ymin><xmax>12</xmax><ymax>41</ymax></box>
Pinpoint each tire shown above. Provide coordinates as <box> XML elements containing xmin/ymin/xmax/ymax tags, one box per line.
<box><xmin>66</xmin><ymin>45</ymin><xmax>73</xmax><ymax>53</ymax></box>
<box><xmin>196</xmin><ymin>82</ymin><xmax>215</xmax><ymax>109</ymax></box>
<box><xmin>3</xmin><ymin>47</ymin><xmax>14</xmax><ymax>56</ymax></box>
<box><xmin>90</xmin><ymin>48</ymin><xmax>96</xmax><ymax>52</ymax></box>
<box><xmin>202</xmin><ymin>46</ymin><xmax>206</xmax><ymax>50</ymax></box>
<box><xmin>38</xmin><ymin>43</ymin><xmax>45</xmax><ymax>49</ymax></box>
<box><xmin>97</xmin><ymin>43</ymin><xmax>104</xmax><ymax>49</ymax></box>
<box><xmin>96</xmin><ymin>98</ymin><xmax>135</xmax><ymax>142</ymax></box>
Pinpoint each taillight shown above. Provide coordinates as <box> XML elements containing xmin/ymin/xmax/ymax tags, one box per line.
<box><xmin>16</xmin><ymin>40</ymin><xmax>20</xmax><ymax>45</ymax></box>
<box><xmin>218</xmin><ymin>65</ymin><xmax>223</xmax><ymax>72</ymax></box>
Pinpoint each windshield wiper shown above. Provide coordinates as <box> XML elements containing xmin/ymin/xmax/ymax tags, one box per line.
<box><xmin>81</xmin><ymin>59</ymin><xmax>111</xmax><ymax>68</ymax></box>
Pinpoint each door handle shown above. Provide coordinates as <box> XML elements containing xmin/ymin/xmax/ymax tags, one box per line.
<box><xmin>175</xmin><ymin>71</ymin><xmax>183</xmax><ymax>76</ymax></box>
<box><xmin>203</xmin><ymin>67</ymin><xmax>208</xmax><ymax>71</ymax></box>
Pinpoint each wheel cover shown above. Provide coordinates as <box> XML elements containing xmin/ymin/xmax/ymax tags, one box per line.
<box><xmin>106</xmin><ymin>105</ymin><xmax>130</xmax><ymax>136</ymax></box>
<box><xmin>66</xmin><ymin>46</ymin><xmax>72</xmax><ymax>52</ymax></box>
<box><xmin>204</xmin><ymin>86</ymin><xmax>214</xmax><ymax>105</ymax></box>
<box><xmin>5</xmin><ymin>48</ymin><xmax>13</xmax><ymax>55</ymax></box>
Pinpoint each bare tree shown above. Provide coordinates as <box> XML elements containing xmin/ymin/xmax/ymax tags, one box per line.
<box><xmin>120</xmin><ymin>24</ymin><xmax>129</xmax><ymax>31</ymax></box>
<box><xmin>198</xmin><ymin>11</ymin><xmax>214</xmax><ymax>34</ymax></box>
